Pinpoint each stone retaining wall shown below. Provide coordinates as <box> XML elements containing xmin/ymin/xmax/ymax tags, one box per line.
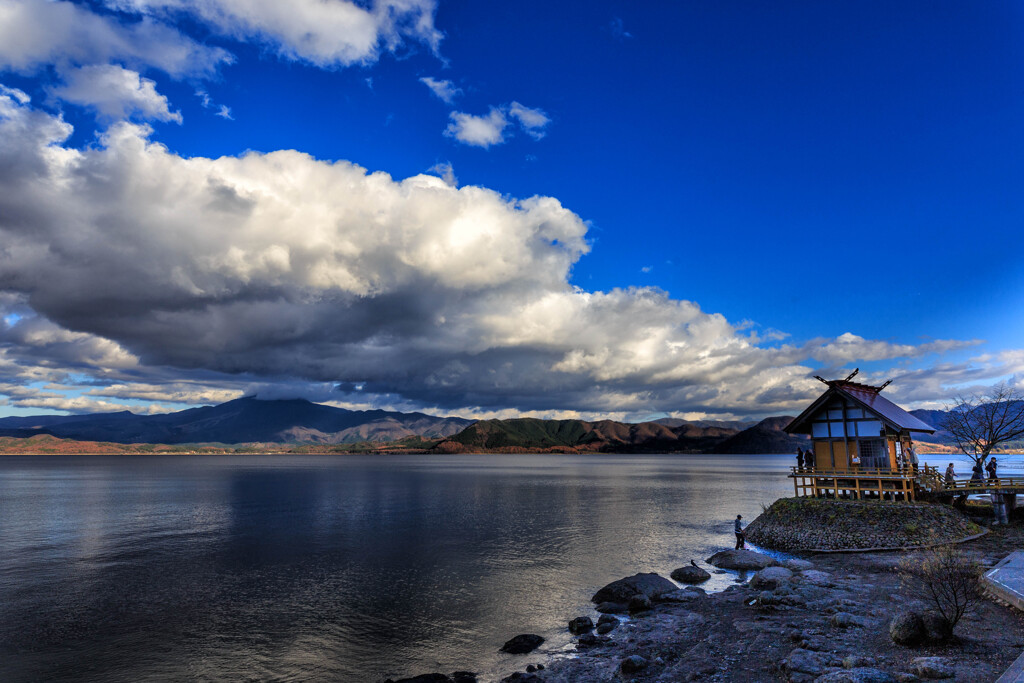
<box><xmin>745</xmin><ymin>497</ymin><xmax>983</xmax><ymax>551</ymax></box>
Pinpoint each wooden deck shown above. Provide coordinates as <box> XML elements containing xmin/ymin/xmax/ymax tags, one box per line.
<box><xmin>789</xmin><ymin>466</ymin><xmax>921</xmax><ymax>501</ymax></box>
<box><xmin>790</xmin><ymin>464</ymin><xmax>1024</xmax><ymax>502</ymax></box>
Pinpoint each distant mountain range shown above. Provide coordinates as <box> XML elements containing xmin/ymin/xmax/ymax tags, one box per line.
<box><xmin>0</xmin><ymin>397</ymin><xmax>472</xmax><ymax>445</ymax></box>
<box><xmin>0</xmin><ymin>398</ymin><xmax>974</xmax><ymax>455</ymax></box>
<box><xmin>433</xmin><ymin>415</ymin><xmax>804</xmax><ymax>454</ymax></box>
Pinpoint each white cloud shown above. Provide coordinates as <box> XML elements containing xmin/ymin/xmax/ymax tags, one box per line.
<box><xmin>0</xmin><ymin>0</ymin><xmax>231</xmax><ymax>77</ymax></box>
<box><xmin>53</xmin><ymin>65</ymin><xmax>182</xmax><ymax>122</ymax></box>
<box><xmin>109</xmin><ymin>0</ymin><xmax>442</xmax><ymax>68</ymax></box>
<box><xmin>420</xmin><ymin>76</ymin><xmax>460</xmax><ymax>103</ymax></box>
<box><xmin>445</xmin><ymin>108</ymin><xmax>508</xmax><ymax>147</ymax></box>
<box><xmin>445</xmin><ymin>102</ymin><xmax>550</xmax><ymax>147</ymax></box>
<box><xmin>0</xmin><ymin>92</ymin><xmax>1001</xmax><ymax>418</ymax></box>
<box><xmin>428</xmin><ymin>161</ymin><xmax>457</xmax><ymax>187</ymax></box>
<box><xmin>216</xmin><ymin>105</ymin><xmax>233</xmax><ymax>120</ymax></box>
<box><xmin>508</xmin><ymin>101</ymin><xmax>550</xmax><ymax>139</ymax></box>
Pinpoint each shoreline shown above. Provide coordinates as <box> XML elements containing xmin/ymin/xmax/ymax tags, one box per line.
<box><xmin>477</xmin><ymin>504</ymin><xmax>1024</xmax><ymax>683</ymax></box>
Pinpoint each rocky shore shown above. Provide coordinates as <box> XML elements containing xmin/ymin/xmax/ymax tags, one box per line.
<box><xmin>388</xmin><ymin>504</ymin><xmax>1024</xmax><ymax>683</ymax></box>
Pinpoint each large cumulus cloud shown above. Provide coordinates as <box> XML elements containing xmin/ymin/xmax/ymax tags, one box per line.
<box><xmin>0</xmin><ymin>91</ymin><xmax>983</xmax><ymax>417</ymax></box>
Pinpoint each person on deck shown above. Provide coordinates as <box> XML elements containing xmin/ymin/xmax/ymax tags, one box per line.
<box><xmin>734</xmin><ymin>514</ymin><xmax>745</xmax><ymax>550</ymax></box>
<box><xmin>944</xmin><ymin>463</ymin><xmax>955</xmax><ymax>488</ymax></box>
<box><xmin>804</xmin><ymin>448</ymin><xmax>814</xmax><ymax>470</ymax></box>
<box><xmin>796</xmin><ymin>448</ymin><xmax>804</xmax><ymax>471</ymax></box>
<box><xmin>987</xmin><ymin>457</ymin><xmax>999</xmax><ymax>481</ymax></box>
<box><xmin>971</xmin><ymin>461</ymin><xmax>984</xmax><ymax>485</ymax></box>
<box><xmin>907</xmin><ymin>445</ymin><xmax>918</xmax><ymax>473</ymax></box>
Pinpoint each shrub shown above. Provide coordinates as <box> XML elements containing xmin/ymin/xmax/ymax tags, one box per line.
<box><xmin>897</xmin><ymin>541</ymin><xmax>983</xmax><ymax>632</ymax></box>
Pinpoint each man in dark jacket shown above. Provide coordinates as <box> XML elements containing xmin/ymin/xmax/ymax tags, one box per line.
<box><xmin>734</xmin><ymin>515</ymin><xmax>745</xmax><ymax>550</ymax></box>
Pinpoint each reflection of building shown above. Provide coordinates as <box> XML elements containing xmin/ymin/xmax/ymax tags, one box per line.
<box><xmin>784</xmin><ymin>375</ymin><xmax>935</xmax><ymax>471</ymax></box>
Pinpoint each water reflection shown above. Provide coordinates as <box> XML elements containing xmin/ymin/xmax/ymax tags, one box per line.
<box><xmin>0</xmin><ymin>454</ymin><xmax>795</xmax><ymax>682</ymax></box>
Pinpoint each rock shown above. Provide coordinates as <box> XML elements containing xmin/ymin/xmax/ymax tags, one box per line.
<box><xmin>500</xmin><ymin>634</ymin><xmax>544</xmax><ymax>655</ymax></box>
<box><xmin>525</xmin><ymin>665</ymin><xmax>536</xmax><ymax>673</ymax></box>
<box><xmin>628</xmin><ymin>593</ymin><xmax>652</xmax><ymax>613</ymax></box>
<box><xmin>620</xmin><ymin>655</ymin><xmax>648</xmax><ymax>674</ymax></box>
<box><xmin>501</xmin><ymin>674</ymin><xmax>543</xmax><ymax>683</ymax></box>
<box><xmin>750</xmin><ymin>566</ymin><xmax>794</xmax><ymax>590</ymax></box>
<box><xmin>656</xmin><ymin>589</ymin><xmax>705</xmax><ymax>603</ymax></box>
<box><xmin>815</xmin><ymin>669</ymin><xmax>898</xmax><ymax>683</ymax></box>
<box><xmin>591</xmin><ymin>572</ymin><xmax>677</xmax><ymax>603</ymax></box>
<box><xmin>920</xmin><ymin>612</ymin><xmax>952</xmax><ymax>643</ymax></box>
<box><xmin>576</xmin><ymin>633</ymin><xmax>611</xmax><ymax>649</ymax></box>
<box><xmin>889</xmin><ymin>612</ymin><xmax>926</xmax><ymax>646</ymax></box>
<box><xmin>831</xmin><ymin>612</ymin><xmax>868</xmax><ymax>628</ymax></box>
<box><xmin>785</xmin><ymin>558</ymin><xmax>815</xmax><ymax>571</ymax></box>
<box><xmin>671</xmin><ymin>565</ymin><xmax>711</xmax><ymax>583</ymax></box>
<box><xmin>895</xmin><ymin>675</ymin><xmax>919</xmax><ymax>683</ymax></box>
<box><xmin>843</xmin><ymin>656</ymin><xmax>876</xmax><ymax>669</ymax></box>
<box><xmin>758</xmin><ymin>590</ymin><xmax>775</xmax><ymax>605</ymax></box>
<box><xmin>800</xmin><ymin>570</ymin><xmax>834</xmax><ymax>586</ymax></box>
<box><xmin>596</xmin><ymin>614</ymin><xmax>619</xmax><ymax>634</ymax></box>
<box><xmin>706</xmin><ymin>549</ymin><xmax>779</xmax><ymax>570</ymax></box>
<box><xmin>595</xmin><ymin>601</ymin><xmax>628</xmax><ymax>614</ymax></box>
<box><xmin>452</xmin><ymin>675</ymin><xmax>477</xmax><ymax>683</ymax></box>
<box><xmin>911</xmin><ymin>657</ymin><xmax>954</xmax><ymax>679</ymax></box>
<box><xmin>784</xmin><ymin>648</ymin><xmax>842</xmax><ymax>675</ymax></box>
<box><xmin>568</xmin><ymin>616</ymin><xmax>594</xmax><ymax>634</ymax></box>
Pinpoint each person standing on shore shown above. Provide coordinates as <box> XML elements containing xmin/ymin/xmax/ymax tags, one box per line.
<box><xmin>796</xmin><ymin>448</ymin><xmax>804</xmax><ymax>471</ymax></box>
<box><xmin>734</xmin><ymin>515</ymin><xmax>745</xmax><ymax>550</ymax></box>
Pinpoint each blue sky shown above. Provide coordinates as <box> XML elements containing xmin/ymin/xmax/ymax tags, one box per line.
<box><xmin>0</xmin><ymin>0</ymin><xmax>1021</xmax><ymax>421</ymax></box>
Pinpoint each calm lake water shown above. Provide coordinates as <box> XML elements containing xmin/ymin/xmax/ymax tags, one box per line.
<box><xmin>0</xmin><ymin>452</ymin><xmax>914</xmax><ymax>681</ymax></box>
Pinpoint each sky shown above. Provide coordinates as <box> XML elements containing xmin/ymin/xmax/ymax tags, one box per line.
<box><xmin>0</xmin><ymin>0</ymin><xmax>1022</xmax><ymax>422</ymax></box>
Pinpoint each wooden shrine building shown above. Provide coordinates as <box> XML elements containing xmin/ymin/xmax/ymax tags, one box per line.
<box><xmin>784</xmin><ymin>372</ymin><xmax>936</xmax><ymax>500</ymax></box>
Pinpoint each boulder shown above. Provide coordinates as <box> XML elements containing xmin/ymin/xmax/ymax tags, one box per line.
<box><xmin>500</xmin><ymin>634</ymin><xmax>544</xmax><ymax>654</ymax></box>
<box><xmin>912</xmin><ymin>657</ymin><xmax>954</xmax><ymax>679</ymax></box>
<box><xmin>706</xmin><ymin>549</ymin><xmax>779</xmax><ymax>570</ymax></box>
<box><xmin>595</xmin><ymin>601</ymin><xmax>628</xmax><ymax>614</ymax></box>
<box><xmin>656</xmin><ymin>589</ymin><xmax>704</xmax><ymax>603</ymax></box>
<box><xmin>596</xmin><ymin>614</ymin><xmax>620</xmax><ymax>635</ymax></box>
<box><xmin>567</xmin><ymin>616</ymin><xmax>594</xmax><ymax>634</ymax></box>
<box><xmin>591</xmin><ymin>572</ymin><xmax>677</xmax><ymax>603</ymax></box>
<box><xmin>671</xmin><ymin>564</ymin><xmax>711</xmax><ymax>584</ymax></box>
<box><xmin>921</xmin><ymin>612</ymin><xmax>952</xmax><ymax>643</ymax></box>
<box><xmin>628</xmin><ymin>593</ymin><xmax>652</xmax><ymax>613</ymax></box>
<box><xmin>750</xmin><ymin>566</ymin><xmax>794</xmax><ymax>590</ymax></box>
<box><xmin>620</xmin><ymin>655</ymin><xmax>648</xmax><ymax>675</ymax></box>
<box><xmin>452</xmin><ymin>675</ymin><xmax>477</xmax><ymax>683</ymax></box>
<box><xmin>388</xmin><ymin>675</ymin><xmax>453</xmax><ymax>683</ymax></box>
<box><xmin>889</xmin><ymin>612</ymin><xmax>926</xmax><ymax>647</ymax></box>
<box><xmin>814</xmin><ymin>669</ymin><xmax>897</xmax><ymax>683</ymax></box>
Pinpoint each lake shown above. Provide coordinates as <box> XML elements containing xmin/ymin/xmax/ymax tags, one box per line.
<box><xmin>1</xmin><ymin>452</ymin><xmax>981</xmax><ymax>682</ymax></box>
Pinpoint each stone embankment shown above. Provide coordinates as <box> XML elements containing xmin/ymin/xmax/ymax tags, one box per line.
<box><xmin>745</xmin><ymin>498</ymin><xmax>984</xmax><ymax>551</ymax></box>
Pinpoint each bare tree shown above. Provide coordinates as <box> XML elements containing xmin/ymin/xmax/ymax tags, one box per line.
<box><xmin>942</xmin><ymin>382</ymin><xmax>1024</xmax><ymax>467</ymax></box>
<box><xmin>897</xmin><ymin>541</ymin><xmax>983</xmax><ymax>635</ymax></box>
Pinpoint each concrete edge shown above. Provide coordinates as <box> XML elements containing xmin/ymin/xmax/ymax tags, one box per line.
<box><xmin>996</xmin><ymin>647</ymin><xmax>1024</xmax><ymax>683</ymax></box>
<box><xmin>804</xmin><ymin>527</ymin><xmax>990</xmax><ymax>554</ymax></box>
